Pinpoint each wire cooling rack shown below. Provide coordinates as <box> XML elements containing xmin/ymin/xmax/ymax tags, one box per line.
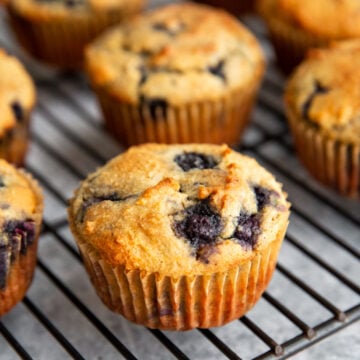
<box><xmin>0</xmin><ymin>3</ymin><xmax>359</xmax><ymax>360</ymax></box>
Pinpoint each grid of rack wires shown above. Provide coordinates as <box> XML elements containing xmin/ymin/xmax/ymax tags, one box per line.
<box><xmin>0</xmin><ymin>5</ymin><xmax>359</xmax><ymax>360</ymax></box>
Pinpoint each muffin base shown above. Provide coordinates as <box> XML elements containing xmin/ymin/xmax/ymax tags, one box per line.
<box><xmin>0</xmin><ymin>170</ymin><xmax>43</xmax><ymax>316</ymax></box>
<box><xmin>74</xmin><ymin>223</ymin><xmax>287</xmax><ymax>330</ymax></box>
<box><xmin>93</xmin><ymin>81</ymin><xmax>262</xmax><ymax>146</ymax></box>
<box><xmin>287</xmin><ymin>108</ymin><xmax>360</xmax><ymax>198</ymax></box>
<box><xmin>0</xmin><ymin>242</ymin><xmax>38</xmax><ymax>316</ymax></box>
<box><xmin>7</xmin><ymin>8</ymin><xmax>140</xmax><ymax>69</ymax></box>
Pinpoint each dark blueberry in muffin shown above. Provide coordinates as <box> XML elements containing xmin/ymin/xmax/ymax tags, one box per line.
<box><xmin>148</xmin><ymin>98</ymin><xmax>168</xmax><ymax>120</ymax></box>
<box><xmin>138</xmin><ymin>65</ymin><xmax>149</xmax><ymax>86</ymax></box>
<box><xmin>196</xmin><ymin>245</ymin><xmax>219</xmax><ymax>264</ymax></box>
<box><xmin>36</xmin><ymin>0</ymin><xmax>83</xmax><ymax>6</ymax></box>
<box><xmin>152</xmin><ymin>22</ymin><xmax>172</xmax><ymax>33</ymax></box>
<box><xmin>174</xmin><ymin>200</ymin><xmax>222</xmax><ymax>258</ymax></box>
<box><xmin>233</xmin><ymin>212</ymin><xmax>261</xmax><ymax>250</ymax></box>
<box><xmin>174</xmin><ymin>152</ymin><xmax>218</xmax><ymax>172</ymax></box>
<box><xmin>66</xmin><ymin>0</ymin><xmax>85</xmax><ymax>7</ymax></box>
<box><xmin>208</xmin><ymin>60</ymin><xmax>226</xmax><ymax>82</ymax></box>
<box><xmin>0</xmin><ymin>177</ymin><xmax>5</xmax><ymax>188</ymax></box>
<box><xmin>0</xmin><ymin>246</ymin><xmax>9</xmax><ymax>289</ymax></box>
<box><xmin>302</xmin><ymin>81</ymin><xmax>329</xmax><ymax>123</ymax></box>
<box><xmin>11</xmin><ymin>101</ymin><xmax>24</xmax><ymax>123</ymax></box>
<box><xmin>3</xmin><ymin>128</ymin><xmax>14</xmax><ymax>143</ymax></box>
<box><xmin>254</xmin><ymin>186</ymin><xmax>279</xmax><ymax>211</ymax></box>
<box><xmin>83</xmin><ymin>193</ymin><xmax>122</xmax><ymax>208</ymax></box>
<box><xmin>65</xmin><ymin>0</ymin><xmax>77</xmax><ymax>6</ymax></box>
<box><xmin>4</xmin><ymin>220</ymin><xmax>36</xmax><ymax>255</ymax></box>
<box><xmin>140</xmin><ymin>96</ymin><xmax>168</xmax><ymax>120</ymax></box>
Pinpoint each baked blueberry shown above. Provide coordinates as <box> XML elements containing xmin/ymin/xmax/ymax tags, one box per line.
<box><xmin>254</xmin><ymin>186</ymin><xmax>279</xmax><ymax>211</ymax></box>
<box><xmin>208</xmin><ymin>60</ymin><xmax>226</xmax><ymax>82</ymax></box>
<box><xmin>174</xmin><ymin>152</ymin><xmax>218</xmax><ymax>171</ymax></box>
<box><xmin>233</xmin><ymin>212</ymin><xmax>261</xmax><ymax>250</ymax></box>
<box><xmin>65</xmin><ymin>0</ymin><xmax>83</xmax><ymax>6</ymax></box>
<box><xmin>36</xmin><ymin>0</ymin><xmax>83</xmax><ymax>5</ymax></box>
<box><xmin>0</xmin><ymin>247</ymin><xmax>9</xmax><ymax>289</ymax></box>
<box><xmin>4</xmin><ymin>220</ymin><xmax>36</xmax><ymax>255</ymax></box>
<box><xmin>302</xmin><ymin>81</ymin><xmax>329</xmax><ymax>122</ymax></box>
<box><xmin>138</xmin><ymin>65</ymin><xmax>149</xmax><ymax>85</ymax></box>
<box><xmin>11</xmin><ymin>101</ymin><xmax>24</xmax><ymax>123</ymax></box>
<box><xmin>174</xmin><ymin>200</ymin><xmax>222</xmax><ymax>259</ymax></box>
<box><xmin>139</xmin><ymin>96</ymin><xmax>168</xmax><ymax>120</ymax></box>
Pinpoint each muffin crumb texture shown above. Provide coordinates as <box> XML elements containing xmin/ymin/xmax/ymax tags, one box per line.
<box><xmin>70</xmin><ymin>144</ymin><xmax>289</xmax><ymax>277</ymax></box>
<box><xmin>0</xmin><ymin>48</ymin><xmax>34</xmax><ymax>136</ymax></box>
<box><xmin>86</xmin><ymin>2</ymin><xmax>264</xmax><ymax>106</ymax></box>
<box><xmin>286</xmin><ymin>40</ymin><xmax>360</xmax><ymax>144</ymax></box>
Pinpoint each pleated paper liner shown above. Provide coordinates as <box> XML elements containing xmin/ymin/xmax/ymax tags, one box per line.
<box><xmin>7</xmin><ymin>8</ymin><xmax>134</xmax><ymax>68</ymax></box>
<box><xmin>94</xmin><ymin>81</ymin><xmax>262</xmax><ymax>146</ymax></box>
<box><xmin>0</xmin><ymin>170</ymin><xmax>43</xmax><ymax>316</ymax></box>
<box><xmin>0</xmin><ymin>116</ymin><xmax>31</xmax><ymax>166</ymax></box>
<box><xmin>75</xmin><ymin>224</ymin><xmax>287</xmax><ymax>331</ymax></box>
<box><xmin>260</xmin><ymin>14</ymin><xmax>330</xmax><ymax>74</ymax></box>
<box><xmin>287</xmin><ymin>108</ymin><xmax>360</xmax><ymax>198</ymax></box>
<box><xmin>0</xmin><ymin>243</ymin><xmax>38</xmax><ymax>316</ymax></box>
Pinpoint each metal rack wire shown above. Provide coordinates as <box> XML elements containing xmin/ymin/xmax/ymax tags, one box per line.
<box><xmin>0</xmin><ymin>4</ymin><xmax>359</xmax><ymax>360</ymax></box>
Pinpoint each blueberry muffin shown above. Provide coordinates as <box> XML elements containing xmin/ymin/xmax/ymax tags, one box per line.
<box><xmin>0</xmin><ymin>49</ymin><xmax>35</xmax><ymax>166</ymax></box>
<box><xmin>285</xmin><ymin>40</ymin><xmax>360</xmax><ymax>198</ymax></box>
<box><xmin>7</xmin><ymin>0</ymin><xmax>146</xmax><ymax>68</ymax></box>
<box><xmin>258</xmin><ymin>0</ymin><xmax>360</xmax><ymax>73</ymax></box>
<box><xmin>85</xmin><ymin>3</ymin><xmax>265</xmax><ymax>146</ymax></box>
<box><xmin>68</xmin><ymin>144</ymin><xmax>290</xmax><ymax>330</ymax></box>
<box><xmin>0</xmin><ymin>160</ymin><xmax>43</xmax><ymax>316</ymax></box>
<box><xmin>193</xmin><ymin>0</ymin><xmax>254</xmax><ymax>15</ymax></box>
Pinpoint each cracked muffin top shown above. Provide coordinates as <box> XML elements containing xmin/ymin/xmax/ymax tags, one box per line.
<box><xmin>69</xmin><ymin>144</ymin><xmax>290</xmax><ymax>277</ymax></box>
<box><xmin>0</xmin><ymin>49</ymin><xmax>35</xmax><ymax>137</ymax></box>
<box><xmin>85</xmin><ymin>2</ymin><xmax>265</xmax><ymax>106</ymax></box>
<box><xmin>9</xmin><ymin>0</ymin><xmax>145</xmax><ymax>19</ymax></box>
<box><xmin>285</xmin><ymin>40</ymin><xmax>360</xmax><ymax>144</ymax></box>
<box><xmin>258</xmin><ymin>0</ymin><xmax>360</xmax><ymax>39</ymax></box>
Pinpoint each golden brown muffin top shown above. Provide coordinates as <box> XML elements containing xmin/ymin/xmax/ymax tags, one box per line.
<box><xmin>69</xmin><ymin>144</ymin><xmax>289</xmax><ymax>277</ymax></box>
<box><xmin>0</xmin><ymin>49</ymin><xmax>35</xmax><ymax>137</ymax></box>
<box><xmin>85</xmin><ymin>2</ymin><xmax>265</xmax><ymax>106</ymax></box>
<box><xmin>9</xmin><ymin>0</ymin><xmax>145</xmax><ymax>19</ymax></box>
<box><xmin>258</xmin><ymin>0</ymin><xmax>360</xmax><ymax>39</ymax></box>
<box><xmin>285</xmin><ymin>40</ymin><xmax>360</xmax><ymax>144</ymax></box>
<box><xmin>0</xmin><ymin>159</ymin><xmax>43</xmax><ymax>234</ymax></box>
